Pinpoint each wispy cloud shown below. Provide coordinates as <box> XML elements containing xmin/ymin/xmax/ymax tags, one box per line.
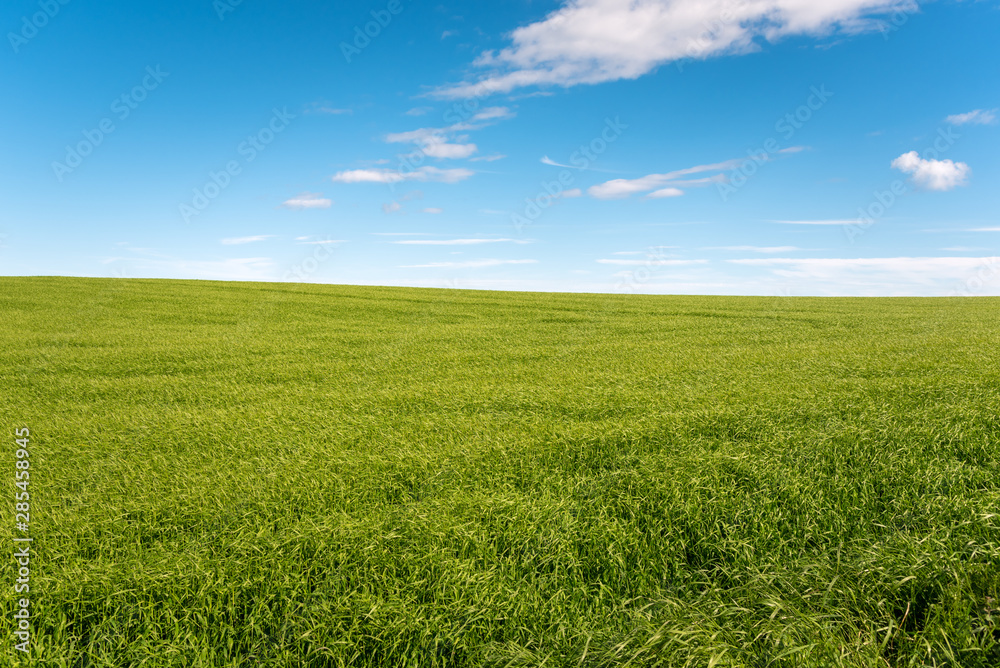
<box><xmin>221</xmin><ymin>235</ymin><xmax>275</xmax><ymax>245</ymax></box>
<box><xmin>709</xmin><ymin>246</ymin><xmax>802</xmax><ymax>252</ymax></box>
<box><xmin>608</xmin><ymin>247</ymin><xmax>679</xmax><ymax>257</ymax></box>
<box><xmin>332</xmin><ymin>166</ymin><xmax>474</xmax><ymax>184</ymax></box>
<box><xmin>646</xmin><ymin>187</ymin><xmax>684</xmax><ymax>199</ymax></box>
<box><xmin>382</xmin><ymin>106</ymin><xmax>516</xmax><ymax>162</ymax></box>
<box><xmin>945</xmin><ymin>109</ymin><xmax>997</xmax><ymax>126</ymax></box>
<box><xmin>587</xmin><ymin>154</ymin><xmax>792</xmax><ymax>199</ymax></box>
<box><xmin>729</xmin><ymin>256</ymin><xmax>993</xmax><ymax>271</ymax></box>
<box><xmin>295</xmin><ymin>238</ymin><xmax>346</xmax><ymax>245</ymax></box>
<box><xmin>279</xmin><ymin>192</ymin><xmax>332</xmax><ymax>209</ymax></box>
<box><xmin>541</xmin><ymin>155</ymin><xmax>618</xmax><ymax>173</ymax></box>
<box><xmin>597</xmin><ymin>259</ymin><xmax>706</xmax><ymax>266</ymax></box>
<box><xmin>774</xmin><ymin>219</ymin><xmax>856</xmax><ymax>225</ymax></box>
<box><xmin>541</xmin><ymin>155</ymin><xmax>572</xmax><ymax>168</ymax></box>
<box><xmin>305</xmin><ymin>102</ymin><xmax>351</xmax><ymax>115</ymax></box>
<box><xmin>470</xmin><ymin>106</ymin><xmax>515</xmax><ymax>122</ymax></box>
<box><xmin>423</xmin><ymin>141</ymin><xmax>478</xmax><ymax>159</ymax></box>
<box><xmin>725</xmin><ymin>256</ymin><xmax>1000</xmax><ymax>295</ymax></box>
<box><xmin>402</xmin><ymin>259</ymin><xmax>538</xmax><ymax>268</ymax></box>
<box><xmin>130</xmin><ymin>257</ymin><xmax>276</xmax><ymax>281</ymax></box>
<box><xmin>395</xmin><ymin>238</ymin><xmax>528</xmax><ymax>245</ymax></box>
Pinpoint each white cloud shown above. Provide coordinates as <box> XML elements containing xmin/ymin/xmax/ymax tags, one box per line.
<box><xmin>597</xmin><ymin>258</ymin><xmax>706</xmax><ymax>266</ymax></box>
<box><xmin>395</xmin><ymin>238</ymin><xmax>526</xmax><ymax>245</ymax></box>
<box><xmin>727</xmin><ymin>257</ymin><xmax>1000</xmax><ymax>294</ymax></box>
<box><xmin>445</xmin><ymin>109</ymin><xmax>516</xmax><ymax>133</ymax></box>
<box><xmin>729</xmin><ymin>257</ymin><xmax>987</xmax><ymax>269</ymax></box>
<box><xmin>296</xmin><ymin>239</ymin><xmax>346</xmax><ymax>245</ymax></box>
<box><xmin>332</xmin><ymin>166</ymin><xmax>474</xmax><ymax>184</ymax></box>
<box><xmin>541</xmin><ymin>155</ymin><xmax>572</xmax><ymax>168</ymax></box>
<box><xmin>383</xmin><ymin>107</ymin><xmax>513</xmax><ymax>160</ymax></box>
<box><xmin>588</xmin><ymin>181</ymin><xmax>651</xmax><ymax>199</ymax></box>
<box><xmin>385</xmin><ymin>127</ymin><xmax>443</xmax><ymax>144</ymax></box>
<box><xmin>646</xmin><ymin>187</ymin><xmax>684</xmax><ymax>199</ymax></box>
<box><xmin>472</xmin><ymin>106</ymin><xmax>514</xmax><ymax>122</ymax></box>
<box><xmin>434</xmin><ymin>0</ymin><xmax>916</xmax><ymax>97</ymax></box>
<box><xmin>132</xmin><ymin>257</ymin><xmax>276</xmax><ymax>281</ymax></box>
<box><xmin>588</xmin><ymin>157</ymin><xmax>743</xmax><ymax>199</ymax></box>
<box><xmin>305</xmin><ymin>103</ymin><xmax>351</xmax><ymax>115</ymax></box>
<box><xmin>610</xmin><ymin>247</ymin><xmax>679</xmax><ymax>257</ymax></box>
<box><xmin>279</xmin><ymin>192</ymin><xmax>332</xmax><ymax>209</ymax></box>
<box><xmin>710</xmin><ymin>246</ymin><xmax>801</xmax><ymax>252</ymax></box>
<box><xmin>423</xmin><ymin>141</ymin><xmax>478</xmax><ymax>159</ymax></box>
<box><xmin>945</xmin><ymin>109</ymin><xmax>997</xmax><ymax>126</ymax></box>
<box><xmin>221</xmin><ymin>235</ymin><xmax>274</xmax><ymax>245</ymax></box>
<box><xmin>774</xmin><ymin>219</ymin><xmax>856</xmax><ymax>225</ymax></box>
<box><xmin>891</xmin><ymin>151</ymin><xmax>970</xmax><ymax>191</ymax></box>
<box><xmin>333</xmin><ymin>168</ymin><xmax>405</xmax><ymax>184</ymax></box>
<box><xmin>422</xmin><ymin>208</ymin><xmax>444</xmax><ymax>214</ymax></box>
<box><xmin>402</xmin><ymin>259</ymin><xmax>539</xmax><ymax>268</ymax></box>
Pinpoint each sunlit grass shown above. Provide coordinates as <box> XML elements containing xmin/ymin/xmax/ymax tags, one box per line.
<box><xmin>1</xmin><ymin>276</ymin><xmax>998</xmax><ymax>666</ymax></box>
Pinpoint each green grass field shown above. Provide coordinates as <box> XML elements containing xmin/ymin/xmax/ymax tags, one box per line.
<box><xmin>1</xmin><ymin>276</ymin><xmax>998</xmax><ymax>667</ymax></box>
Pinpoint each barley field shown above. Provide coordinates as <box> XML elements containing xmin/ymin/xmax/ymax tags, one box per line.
<box><xmin>1</xmin><ymin>276</ymin><xmax>998</xmax><ymax>667</ymax></box>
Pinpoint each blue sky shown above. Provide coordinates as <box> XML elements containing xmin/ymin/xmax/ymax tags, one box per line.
<box><xmin>2</xmin><ymin>0</ymin><xmax>999</xmax><ymax>295</ymax></box>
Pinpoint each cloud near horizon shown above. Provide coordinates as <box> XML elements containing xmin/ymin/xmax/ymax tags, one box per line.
<box><xmin>597</xmin><ymin>258</ymin><xmax>706</xmax><ymax>266</ymax></box>
<box><xmin>775</xmin><ymin>219</ymin><xmax>856</xmax><ymax>225</ymax></box>
<box><xmin>728</xmin><ymin>256</ymin><xmax>997</xmax><ymax>292</ymax></box>
<box><xmin>711</xmin><ymin>245</ymin><xmax>802</xmax><ymax>252</ymax></box>
<box><xmin>394</xmin><ymin>238</ymin><xmax>528</xmax><ymax>246</ymax></box>
<box><xmin>221</xmin><ymin>235</ymin><xmax>275</xmax><ymax>245</ymax></box>
<box><xmin>402</xmin><ymin>259</ymin><xmax>538</xmax><ymax>268</ymax></box>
